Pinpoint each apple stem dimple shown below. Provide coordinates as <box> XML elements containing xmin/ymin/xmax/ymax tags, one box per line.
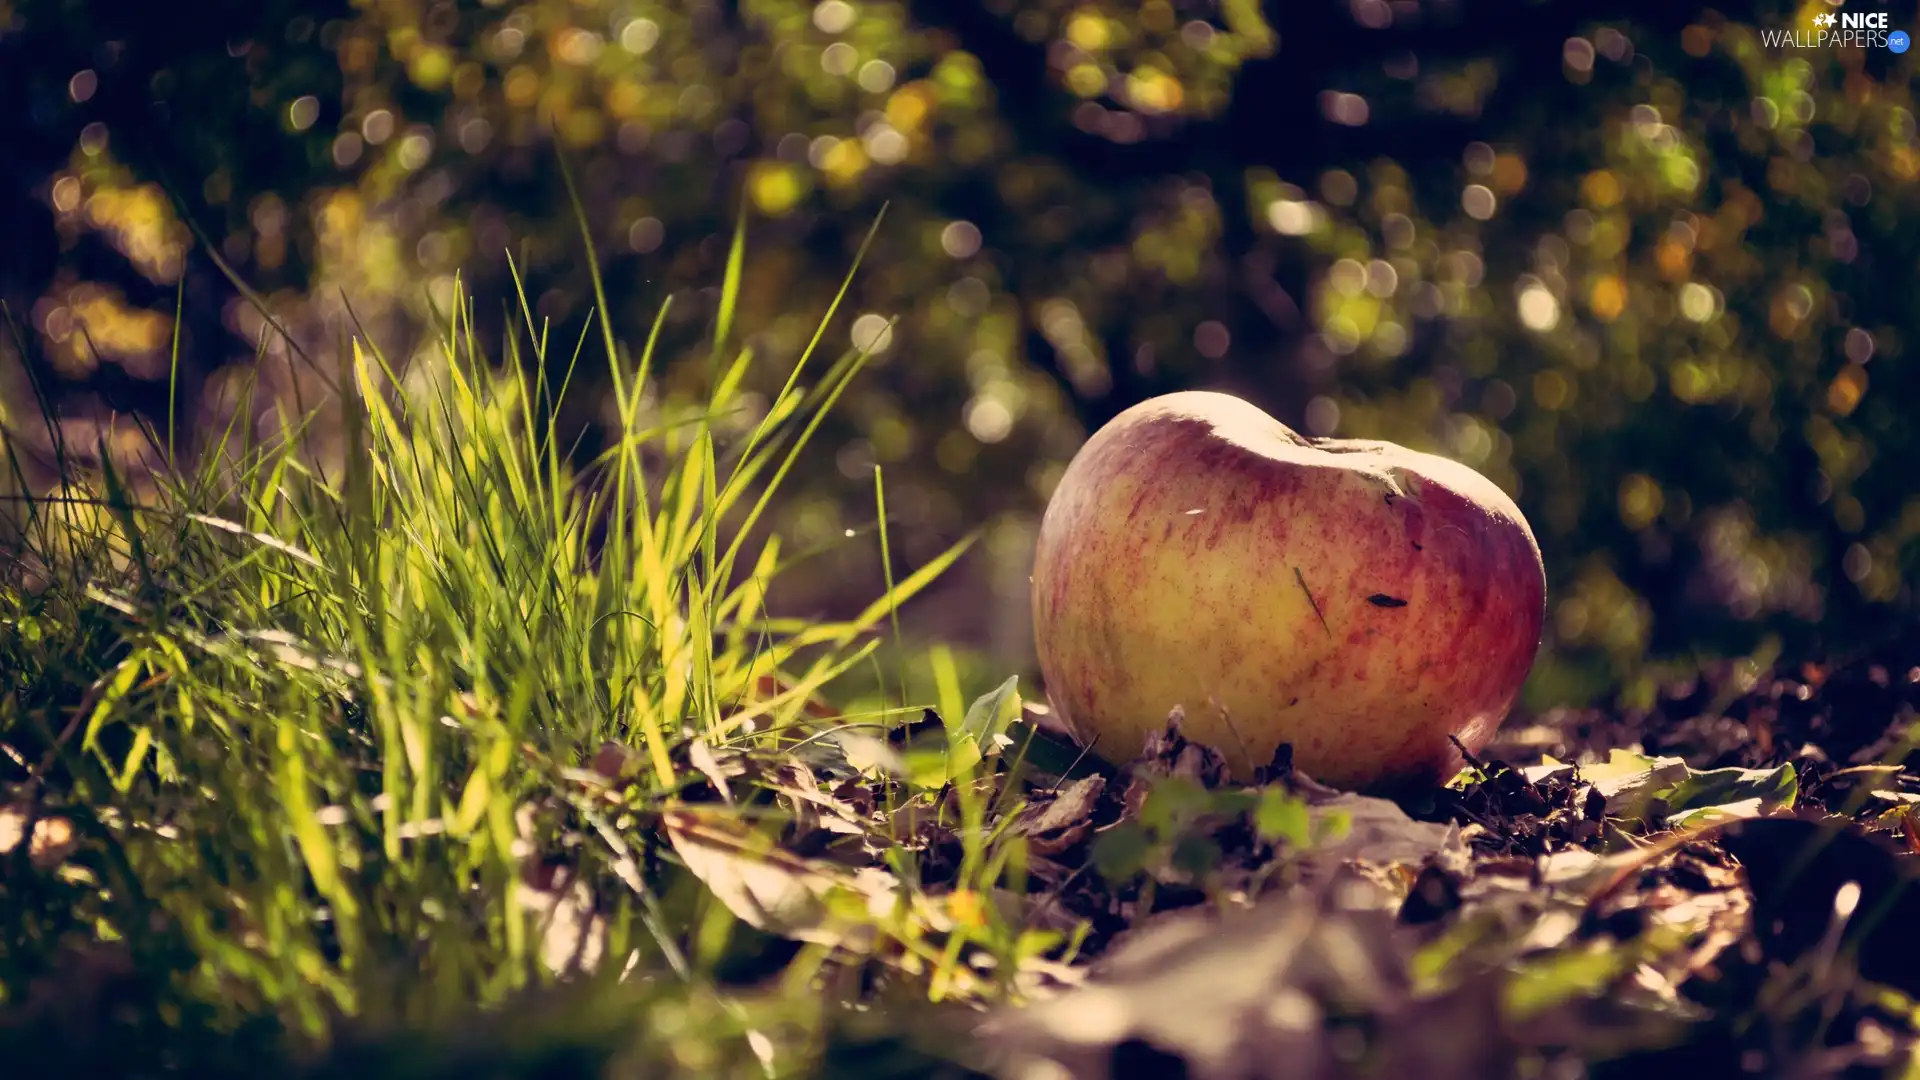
<box><xmin>1293</xmin><ymin>567</ymin><xmax>1332</xmax><ymax>638</ymax></box>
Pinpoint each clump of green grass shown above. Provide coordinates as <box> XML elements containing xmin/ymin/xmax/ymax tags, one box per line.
<box><xmin>0</xmin><ymin>218</ymin><xmax>1059</xmax><ymax>1077</ymax></box>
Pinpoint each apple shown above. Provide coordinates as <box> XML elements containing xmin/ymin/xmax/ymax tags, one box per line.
<box><xmin>1029</xmin><ymin>390</ymin><xmax>1546</xmax><ymax>791</ymax></box>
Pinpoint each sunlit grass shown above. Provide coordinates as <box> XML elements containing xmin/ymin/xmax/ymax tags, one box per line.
<box><xmin>0</xmin><ymin>215</ymin><xmax>1063</xmax><ymax>1075</ymax></box>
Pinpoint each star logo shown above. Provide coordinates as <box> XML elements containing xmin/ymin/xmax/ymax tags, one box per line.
<box><xmin>1813</xmin><ymin>12</ymin><xmax>1838</xmax><ymax>26</ymax></box>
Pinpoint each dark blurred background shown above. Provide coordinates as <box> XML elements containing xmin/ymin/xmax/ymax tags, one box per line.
<box><xmin>2</xmin><ymin>0</ymin><xmax>1916</xmax><ymax>708</ymax></box>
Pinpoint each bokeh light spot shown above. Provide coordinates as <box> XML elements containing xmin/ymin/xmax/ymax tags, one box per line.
<box><xmin>822</xmin><ymin>42</ymin><xmax>859</xmax><ymax>76</ymax></box>
<box><xmin>1067</xmin><ymin>11</ymin><xmax>1111</xmax><ymax>51</ymax></box>
<box><xmin>628</xmin><ymin>217</ymin><xmax>664</xmax><ymax>254</ymax></box>
<box><xmin>1618</xmin><ymin>473</ymin><xmax>1664</xmax><ymax>531</ymax></box>
<box><xmin>1328</xmin><ymin>259</ymin><xmax>1366</xmax><ymax>297</ymax></box>
<box><xmin>619</xmin><ymin>18</ymin><xmax>659</xmax><ymax>53</ymax></box>
<box><xmin>813</xmin><ymin>0</ymin><xmax>856</xmax><ymax>35</ymax></box>
<box><xmin>852</xmin><ymin>313</ymin><xmax>895</xmax><ymax>354</ymax></box>
<box><xmin>1580</xmin><ymin>170</ymin><xmax>1621</xmax><ymax>208</ymax></box>
<box><xmin>1305</xmin><ymin>395</ymin><xmax>1340</xmax><ymax>435</ymax></box>
<box><xmin>1193</xmin><ymin>321</ymin><xmax>1230</xmax><ymax>358</ymax></box>
<box><xmin>1365</xmin><ymin>260</ymin><xmax>1398</xmax><ymax>297</ymax></box>
<box><xmin>362</xmin><ymin>109</ymin><xmax>394</xmax><ymax>144</ymax></box>
<box><xmin>1564</xmin><ymin>37</ymin><xmax>1595</xmax><ymax>74</ymax></box>
<box><xmin>288</xmin><ymin>96</ymin><xmax>320</xmax><ymax>132</ymax></box>
<box><xmin>864</xmin><ymin>125</ymin><xmax>908</xmax><ymax>164</ymax></box>
<box><xmin>1320</xmin><ymin>91</ymin><xmax>1369</xmax><ymax>126</ymax></box>
<box><xmin>1826</xmin><ymin>365</ymin><xmax>1867</xmax><ymax>417</ymax></box>
<box><xmin>1533</xmin><ymin>370</ymin><xmax>1572</xmax><ymax>410</ymax></box>
<box><xmin>1589</xmin><ymin>275</ymin><xmax>1627</xmax><ymax>322</ymax></box>
<box><xmin>396</xmin><ymin>131</ymin><xmax>433</xmax><ymax>170</ymax></box>
<box><xmin>1679</xmin><ymin>282</ymin><xmax>1715</xmax><ymax>322</ymax></box>
<box><xmin>1268</xmin><ymin>199</ymin><xmax>1316</xmax><ymax>235</ymax></box>
<box><xmin>858</xmin><ymin>60</ymin><xmax>896</xmax><ymax>93</ymax></box>
<box><xmin>940</xmin><ymin>221</ymin><xmax>982</xmax><ymax>259</ymax></box>
<box><xmin>965</xmin><ymin>396</ymin><xmax>1014</xmax><ymax>443</ymax></box>
<box><xmin>1462</xmin><ymin>184</ymin><xmax>1496</xmax><ymax>220</ymax></box>
<box><xmin>1844</xmin><ymin>327</ymin><xmax>1875</xmax><ymax>364</ymax></box>
<box><xmin>1517</xmin><ymin>282</ymin><xmax>1560</xmax><ymax>331</ymax></box>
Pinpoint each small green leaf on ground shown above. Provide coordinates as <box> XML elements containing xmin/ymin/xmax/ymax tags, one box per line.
<box><xmin>1595</xmin><ymin>749</ymin><xmax>1798</xmax><ymax>826</ymax></box>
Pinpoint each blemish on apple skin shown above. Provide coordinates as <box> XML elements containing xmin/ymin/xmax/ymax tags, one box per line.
<box><xmin>1125</xmin><ymin>485</ymin><xmax>1157</xmax><ymax>524</ymax></box>
<box><xmin>1396</xmin><ymin>496</ymin><xmax>1429</xmax><ymax>553</ymax></box>
<box><xmin>1292</xmin><ymin>567</ymin><xmax>1332</xmax><ymax>638</ymax></box>
<box><xmin>1367</xmin><ymin>594</ymin><xmax>1409</xmax><ymax>608</ymax></box>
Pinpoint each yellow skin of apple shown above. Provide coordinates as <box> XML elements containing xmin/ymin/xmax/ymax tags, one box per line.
<box><xmin>1030</xmin><ymin>391</ymin><xmax>1548</xmax><ymax>791</ymax></box>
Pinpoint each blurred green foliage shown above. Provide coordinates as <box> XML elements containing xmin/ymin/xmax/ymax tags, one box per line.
<box><xmin>3</xmin><ymin>0</ymin><xmax>1918</xmax><ymax>702</ymax></box>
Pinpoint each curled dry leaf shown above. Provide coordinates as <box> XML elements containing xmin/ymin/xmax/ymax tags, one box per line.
<box><xmin>664</xmin><ymin>808</ymin><xmax>898</xmax><ymax>951</ymax></box>
<box><xmin>986</xmin><ymin>883</ymin><xmax>1518</xmax><ymax>1080</ymax></box>
<box><xmin>765</xmin><ymin>760</ymin><xmax>869</xmax><ymax>836</ymax></box>
<box><xmin>1013</xmin><ymin>775</ymin><xmax>1107</xmax><ymax>858</ymax></box>
<box><xmin>1120</xmin><ymin>708</ymin><xmax>1230</xmax><ymax>819</ymax></box>
<box><xmin>1304</xmin><ymin>793</ymin><xmax>1463</xmax><ymax>875</ymax></box>
<box><xmin>1132</xmin><ymin>708</ymin><xmax>1231</xmax><ymax>788</ymax></box>
<box><xmin>685</xmin><ymin>737</ymin><xmax>738</xmax><ymax>804</ymax></box>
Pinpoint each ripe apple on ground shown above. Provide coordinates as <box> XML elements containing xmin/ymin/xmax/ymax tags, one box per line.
<box><xmin>1029</xmin><ymin>390</ymin><xmax>1547</xmax><ymax>791</ymax></box>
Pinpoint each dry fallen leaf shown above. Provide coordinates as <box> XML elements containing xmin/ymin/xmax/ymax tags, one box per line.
<box><xmin>1013</xmin><ymin>775</ymin><xmax>1106</xmax><ymax>857</ymax></box>
<box><xmin>1299</xmin><ymin>792</ymin><xmax>1465</xmax><ymax>886</ymax></box>
<box><xmin>765</xmin><ymin>760</ymin><xmax>870</xmax><ymax>836</ymax></box>
<box><xmin>664</xmin><ymin>808</ymin><xmax>898</xmax><ymax>950</ymax></box>
<box><xmin>985</xmin><ymin>881</ymin><xmax>1518</xmax><ymax>1080</ymax></box>
<box><xmin>686</xmin><ymin>737</ymin><xmax>738</xmax><ymax>804</ymax></box>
